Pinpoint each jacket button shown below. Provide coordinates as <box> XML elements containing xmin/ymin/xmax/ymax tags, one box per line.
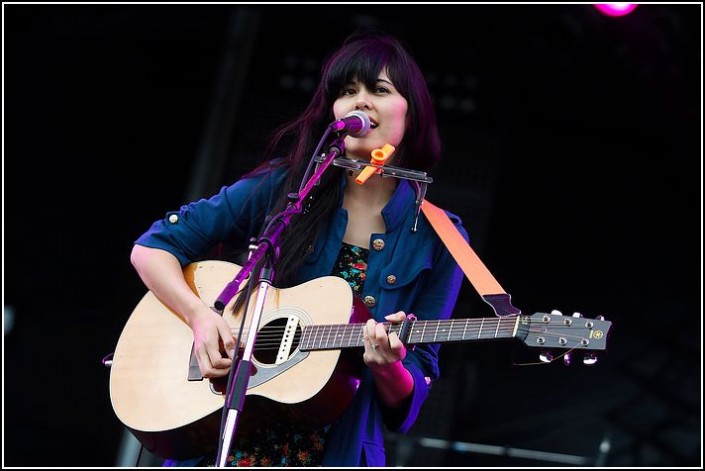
<box><xmin>363</xmin><ymin>296</ymin><xmax>376</xmax><ymax>308</ymax></box>
<box><xmin>168</xmin><ymin>214</ymin><xmax>179</xmax><ymax>224</ymax></box>
<box><xmin>386</xmin><ymin>275</ymin><xmax>397</xmax><ymax>285</ymax></box>
<box><xmin>372</xmin><ymin>239</ymin><xmax>385</xmax><ymax>251</ymax></box>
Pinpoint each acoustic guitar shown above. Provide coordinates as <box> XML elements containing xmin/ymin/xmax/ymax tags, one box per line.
<box><xmin>109</xmin><ymin>260</ymin><xmax>612</xmax><ymax>459</ymax></box>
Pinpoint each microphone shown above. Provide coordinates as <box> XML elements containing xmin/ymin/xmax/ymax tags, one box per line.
<box><xmin>329</xmin><ymin>110</ymin><xmax>371</xmax><ymax>137</ymax></box>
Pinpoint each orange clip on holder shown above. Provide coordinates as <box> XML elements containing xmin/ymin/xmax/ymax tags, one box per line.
<box><xmin>355</xmin><ymin>143</ymin><xmax>396</xmax><ymax>185</ymax></box>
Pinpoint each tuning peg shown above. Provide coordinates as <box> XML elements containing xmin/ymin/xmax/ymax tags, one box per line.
<box><xmin>539</xmin><ymin>351</ymin><xmax>554</xmax><ymax>363</ymax></box>
<box><xmin>550</xmin><ymin>309</ymin><xmax>563</xmax><ymax>316</ymax></box>
<box><xmin>563</xmin><ymin>352</ymin><xmax>572</xmax><ymax>366</ymax></box>
<box><xmin>572</xmin><ymin>312</ymin><xmax>582</xmax><ymax>318</ymax></box>
<box><xmin>596</xmin><ymin>315</ymin><xmax>605</xmax><ymax>321</ymax></box>
<box><xmin>583</xmin><ymin>353</ymin><xmax>598</xmax><ymax>365</ymax></box>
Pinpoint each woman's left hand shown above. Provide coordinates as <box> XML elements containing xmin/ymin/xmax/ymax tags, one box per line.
<box><xmin>363</xmin><ymin>311</ymin><xmax>407</xmax><ymax>369</ymax></box>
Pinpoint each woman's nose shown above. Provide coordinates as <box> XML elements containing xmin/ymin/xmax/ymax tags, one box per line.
<box><xmin>355</xmin><ymin>92</ymin><xmax>372</xmax><ymax>110</ymax></box>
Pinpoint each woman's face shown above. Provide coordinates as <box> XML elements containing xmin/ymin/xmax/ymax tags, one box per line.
<box><xmin>333</xmin><ymin>69</ymin><xmax>408</xmax><ymax>162</ymax></box>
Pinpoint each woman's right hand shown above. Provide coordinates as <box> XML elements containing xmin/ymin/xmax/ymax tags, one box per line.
<box><xmin>130</xmin><ymin>245</ymin><xmax>238</xmax><ymax>378</ymax></box>
<box><xmin>189</xmin><ymin>305</ymin><xmax>237</xmax><ymax>378</ymax></box>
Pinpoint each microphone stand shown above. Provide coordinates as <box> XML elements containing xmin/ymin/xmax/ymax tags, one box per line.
<box><xmin>212</xmin><ymin>136</ymin><xmax>346</xmax><ymax>467</ymax></box>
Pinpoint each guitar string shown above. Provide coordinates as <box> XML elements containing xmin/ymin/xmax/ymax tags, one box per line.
<box><xmin>232</xmin><ymin>322</ymin><xmax>591</xmax><ymax>351</ymax></box>
<box><xmin>240</xmin><ymin>325</ymin><xmax>585</xmax><ymax>337</ymax></box>
<box><xmin>233</xmin><ymin>323</ymin><xmax>588</xmax><ymax>338</ymax></box>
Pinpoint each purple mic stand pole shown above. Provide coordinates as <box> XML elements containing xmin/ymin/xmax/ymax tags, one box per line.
<box><xmin>213</xmin><ymin>139</ymin><xmax>344</xmax><ymax>467</ymax></box>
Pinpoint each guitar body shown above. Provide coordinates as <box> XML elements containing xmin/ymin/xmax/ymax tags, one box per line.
<box><xmin>110</xmin><ymin>260</ymin><xmax>365</xmax><ymax>460</ymax></box>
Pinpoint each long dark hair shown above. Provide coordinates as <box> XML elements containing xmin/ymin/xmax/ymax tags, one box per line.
<box><xmin>247</xmin><ymin>32</ymin><xmax>441</xmax><ymax>289</ymax></box>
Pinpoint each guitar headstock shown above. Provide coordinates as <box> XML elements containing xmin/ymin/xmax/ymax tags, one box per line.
<box><xmin>520</xmin><ymin>310</ymin><xmax>612</xmax><ymax>365</ymax></box>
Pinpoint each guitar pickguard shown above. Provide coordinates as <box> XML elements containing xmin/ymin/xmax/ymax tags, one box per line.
<box><xmin>246</xmin><ymin>306</ymin><xmax>312</xmax><ymax>388</ymax></box>
<box><xmin>205</xmin><ymin>307</ymin><xmax>314</xmax><ymax>395</ymax></box>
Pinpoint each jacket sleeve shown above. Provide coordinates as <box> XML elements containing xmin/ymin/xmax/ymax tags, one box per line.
<box><xmin>384</xmin><ymin>212</ymin><xmax>468</xmax><ymax>432</ymax></box>
<box><xmin>134</xmin><ymin>167</ymin><xmax>286</xmax><ymax>265</ymax></box>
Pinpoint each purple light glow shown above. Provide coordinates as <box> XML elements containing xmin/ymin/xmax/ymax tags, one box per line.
<box><xmin>594</xmin><ymin>3</ymin><xmax>638</xmax><ymax>17</ymax></box>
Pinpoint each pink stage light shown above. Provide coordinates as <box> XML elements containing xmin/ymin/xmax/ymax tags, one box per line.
<box><xmin>594</xmin><ymin>4</ymin><xmax>638</xmax><ymax>17</ymax></box>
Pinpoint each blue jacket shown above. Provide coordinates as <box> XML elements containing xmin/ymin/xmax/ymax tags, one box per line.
<box><xmin>135</xmin><ymin>163</ymin><xmax>468</xmax><ymax>466</ymax></box>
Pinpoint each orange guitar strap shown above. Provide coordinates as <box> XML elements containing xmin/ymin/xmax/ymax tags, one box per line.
<box><xmin>421</xmin><ymin>199</ymin><xmax>521</xmax><ymax>317</ymax></box>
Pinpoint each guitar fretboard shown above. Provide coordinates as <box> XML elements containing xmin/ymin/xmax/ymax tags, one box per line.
<box><xmin>299</xmin><ymin>316</ymin><xmax>521</xmax><ymax>351</ymax></box>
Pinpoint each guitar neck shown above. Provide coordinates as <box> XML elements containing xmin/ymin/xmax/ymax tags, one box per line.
<box><xmin>299</xmin><ymin>316</ymin><xmax>524</xmax><ymax>351</ymax></box>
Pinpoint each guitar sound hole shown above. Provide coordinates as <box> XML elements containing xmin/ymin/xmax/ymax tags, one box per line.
<box><xmin>253</xmin><ymin>318</ymin><xmax>302</xmax><ymax>365</ymax></box>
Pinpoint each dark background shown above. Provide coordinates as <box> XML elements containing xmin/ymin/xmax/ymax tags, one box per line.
<box><xmin>4</xmin><ymin>4</ymin><xmax>701</xmax><ymax>467</ymax></box>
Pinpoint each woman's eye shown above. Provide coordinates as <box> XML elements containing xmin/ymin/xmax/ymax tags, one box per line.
<box><xmin>341</xmin><ymin>88</ymin><xmax>356</xmax><ymax>96</ymax></box>
<box><xmin>375</xmin><ymin>86</ymin><xmax>390</xmax><ymax>94</ymax></box>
